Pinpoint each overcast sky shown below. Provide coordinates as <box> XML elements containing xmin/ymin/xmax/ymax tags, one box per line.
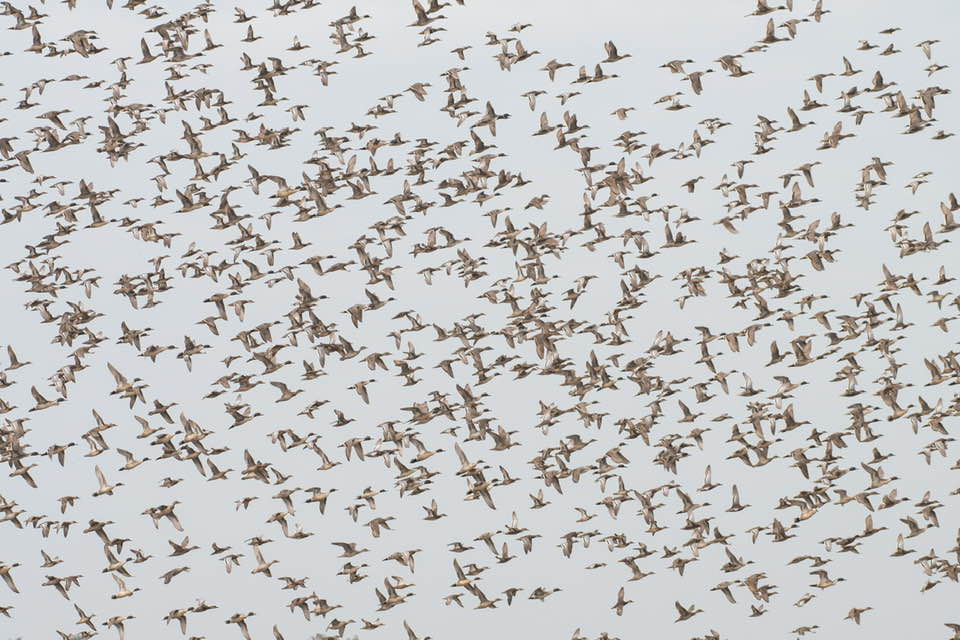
<box><xmin>2</xmin><ymin>1</ymin><xmax>959</xmax><ymax>640</ymax></box>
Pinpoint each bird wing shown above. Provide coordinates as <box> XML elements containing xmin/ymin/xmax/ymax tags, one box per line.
<box><xmin>1</xmin><ymin>571</ymin><xmax>17</xmax><ymax>593</ymax></box>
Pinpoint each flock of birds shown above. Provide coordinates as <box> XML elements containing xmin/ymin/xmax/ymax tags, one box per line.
<box><xmin>0</xmin><ymin>0</ymin><xmax>959</xmax><ymax>639</ymax></box>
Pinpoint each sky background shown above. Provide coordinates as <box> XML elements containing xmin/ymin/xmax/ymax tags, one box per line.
<box><xmin>1</xmin><ymin>1</ymin><xmax>960</xmax><ymax>639</ymax></box>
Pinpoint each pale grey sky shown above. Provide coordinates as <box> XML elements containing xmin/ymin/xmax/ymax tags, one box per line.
<box><xmin>1</xmin><ymin>1</ymin><xmax>959</xmax><ymax>640</ymax></box>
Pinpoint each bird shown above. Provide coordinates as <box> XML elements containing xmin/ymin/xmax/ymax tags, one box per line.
<box><xmin>845</xmin><ymin>606</ymin><xmax>873</xmax><ymax>624</ymax></box>
<box><xmin>226</xmin><ymin>611</ymin><xmax>256</xmax><ymax>640</ymax></box>
<box><xmin>92</xmin><ymin>465</ymin><xmax>124</xmax><ymax>497</ymax></box>
<box><xmin>675</xmin><ymin>601</ymin><xmax>704</xmax><ymax>622</ymax></box>
<box><xmin>611</xmin><ymin>587</ymin><xmax>632</xmax><ymax>616</ymax></box>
